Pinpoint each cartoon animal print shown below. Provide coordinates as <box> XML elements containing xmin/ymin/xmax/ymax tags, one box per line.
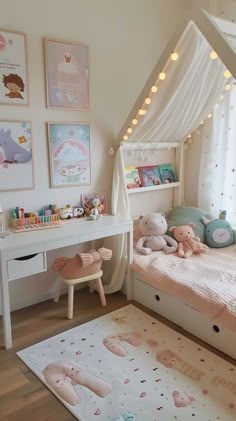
<box><xmin>103</xmin><ymin>332</ymin><xmax>142</xmax><ymax>357</ymax></box>
<box><xmin>212</xmin><ymin>376</ymin><xmax>236</xmax><ymax>395</ymax></box>
<box><xmin>172</xmin><ymin>390</ymin><xmax>195</xmax><ymax>407</ymax></box>
<box><xmin>156</xmin><ymin>349</ymin><xmax>204</xmax><ymax>381</ymax></box>
<box><xmin>103</xmin><ymin>331</ymin><xmax>158</xmax><ymax>357</ymax></box>
<box><xmin>42</xmin><ymin>360</ymin><xmax>112</xmax><ymax>406</ymax></box>
<box><xmin>0</xmin><ymin>129</ymin><xmax>31</xmax><ymax>163</ymax></box>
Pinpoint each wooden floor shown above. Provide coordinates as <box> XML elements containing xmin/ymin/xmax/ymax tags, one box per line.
<box><xmin>0</xmin><ymin>289</ymin><xmax>235</xmax><ymax>420</ymax></box>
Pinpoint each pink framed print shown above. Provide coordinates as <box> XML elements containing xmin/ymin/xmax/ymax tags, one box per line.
<box><xmin>0</xmin><ymin>29</ymin><xmax>29</xmax><ymax>106</ymax></box>
<box><xmin>44</xmin><ymin>38</ymin><xmax>89</xmax><ymax>109</ymax></box>
<box><xmin>47</xmin><ymin>122</ymin><xmax>91</xmax><ymax>188</ymax></box>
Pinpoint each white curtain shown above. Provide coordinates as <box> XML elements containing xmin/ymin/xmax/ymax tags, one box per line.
<box><xmin>103</xmin><ymin>147</ymin><xmax>131</xmax><ymax>294</ymax></box>
<box><xmin>198</xmin><ymin>79</ymin><xmax>236</xmax><ymax>223</ymax></box>
<box><xmin>104</xmin><ymin>21</ymin><xmax>228</xmax><ymax>293</ymax></box>
<box><xmin>129</xmin><ymin>21</ymin><xmax>226</xmax><ymax>145</ymax></box>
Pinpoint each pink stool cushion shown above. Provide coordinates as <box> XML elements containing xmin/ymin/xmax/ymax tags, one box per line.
<box><xmin>52</xmin><ymin>247</ymin><xmax>112</xmax><ymax>279</ymax></box>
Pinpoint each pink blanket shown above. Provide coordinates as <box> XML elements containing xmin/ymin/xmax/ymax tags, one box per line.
<box><xmin>131</xmin><ymin>244</ymin><xmax>236</xmax><ymax>332</ymax></box>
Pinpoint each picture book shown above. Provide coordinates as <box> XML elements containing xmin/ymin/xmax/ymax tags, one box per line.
<box><xmin>158</xmin><ymin>163</ymin><xmax>177</xmax><ymax>184</ymax></box>
<box><xmin>81</xmin><ymin>192</ymin><xmax>106</xmax><ymax>216</ymax></box>
<box><xmin>125</xmin><ymin>167</ymin><xmax>141</xmax><ymax>189</ymax></box>
<box><xmin>138</xmin><ymin>165</ymin><xmax>162</xmax><ymax>187</ymax></box>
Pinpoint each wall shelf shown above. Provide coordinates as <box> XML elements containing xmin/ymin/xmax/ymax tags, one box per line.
<box><xmin>127</xmin><ymin>181</ymin><xmax>181</xmax><ymax>194</ymax></box>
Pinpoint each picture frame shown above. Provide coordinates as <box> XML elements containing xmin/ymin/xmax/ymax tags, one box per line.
<box><xmin>47</xmin><ymin>122</ymin><xmax>91</xmax><ymax>188</ymax></box>
<box><xmin>44</xmin><ymin>38</ymin><xmax>89</xmax><ymax>109</ymax></box>
<box><xmin>138</xmin><ymin>165</ymin><xmax>162</xmax><ymax>187</ymax></box>
<box><xmin>0</xmin><ymin>29</ymin><xmax>29</xmax><ymax>106</ymax></box>
<box><xmin>0</xmin><ymin>120</ymin><xmax>34</xmax><ymax>191</ymax></box>
<box><xmin>81</xmin><ymin>192</ymin><xmax>106</xmax><ymax>217</ymax></box>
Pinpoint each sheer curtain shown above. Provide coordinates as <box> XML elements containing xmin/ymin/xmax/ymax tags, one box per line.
<box><xmin>198</xmin><ymin>79</ymin><xmax>236</xmax><ymax>224</ymax></box>
<box><xmin>102</xmin><ymin>147</ymin><xmax>131</xmax><ymax>294</ymax></box>
<box><xmin>129</xmin><ymin>21</ymin><xmax>225</xmax><ymax>145</ymax></box>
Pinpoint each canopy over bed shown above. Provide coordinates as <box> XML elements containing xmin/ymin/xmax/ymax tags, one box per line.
<box><xmin>103</xmin><ymin>9</ymin><xmax>236</xmax><ymax>294</ymax></box>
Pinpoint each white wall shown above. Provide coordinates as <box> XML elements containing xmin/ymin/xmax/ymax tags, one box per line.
<box><xmin>0</xmin><ymin>0</ymin><xmax>189</xmax><ymax>312</ymax></box>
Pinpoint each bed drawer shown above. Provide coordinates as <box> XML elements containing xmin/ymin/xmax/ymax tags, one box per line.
<box><xmin>133</xmin><ymin>275</ymin><xmax>236</xmax><ymax>359</ymax></box>
<box><xmin>7</xmin><ymin>252</ymin><xmax>46</xmax><ymax>280</ymax></box>
<box><xmin>133</xmin><ymin>276</ymin><xmax>186</xmax><ymax>326</ymax></box>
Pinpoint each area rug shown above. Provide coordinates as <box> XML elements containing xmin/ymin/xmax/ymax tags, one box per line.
<box><xmin>17</xmin><ymin>304</ymin><xmax>236</xmax><ymax>421</ymax></box>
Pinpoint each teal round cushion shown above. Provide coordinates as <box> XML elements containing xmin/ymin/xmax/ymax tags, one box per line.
<box><xmin>205</xmin><ymin>218</ymin><xmax>234</xmax><ymax>248</ymax></box>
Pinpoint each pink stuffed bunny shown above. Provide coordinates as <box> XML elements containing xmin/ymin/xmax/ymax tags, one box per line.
<box><xmin>169</xmin><ymin>223</ymin><xmax>208</xmax><ymax>258</ymax></box>
<box><xmin>51</xmin><ymin>247</ymin><xmax>112</xmax><ymax>278</ymax></box>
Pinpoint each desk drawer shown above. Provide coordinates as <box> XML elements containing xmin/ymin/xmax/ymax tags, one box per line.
<box><xmin>7</xmin><ymin>252</ymin><xmax>46</xmax><ymax>280</ymax></box>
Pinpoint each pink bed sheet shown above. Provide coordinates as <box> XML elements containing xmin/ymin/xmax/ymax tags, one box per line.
<box><xmin>131</xmin><ymin>244</ymin><xmax>236</xmax><ymax>332</ymax></box>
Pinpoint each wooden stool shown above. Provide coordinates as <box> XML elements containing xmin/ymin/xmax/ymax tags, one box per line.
<box><xmin>54</xmin><ymin>269</ymin><xmax>106</xmax><ymax>319</ymax></box>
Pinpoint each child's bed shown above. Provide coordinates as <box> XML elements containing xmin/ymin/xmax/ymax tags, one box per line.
<box><xmin>129</xmin><ymin>209</ymin><xmax>236</xmax><ymax>360</ymax></box>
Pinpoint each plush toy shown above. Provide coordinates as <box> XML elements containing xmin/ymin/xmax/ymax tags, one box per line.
<box><xmin>135</xmin><ymin>213</ymin><xmax>178</xmax><ymax>255</ymax></box>
<box><xmin>88</xmin><ymin>198</ymin><xmax>103</xmax><ymax>220</ymax></box>
<box><xmin>169</xmin><ymin>223</ymin><xmax>209</xmax><ymax>258</ymax></box>
<box><xmin>73</xmin><ymin>207</ymin><xmax>85</xmax><ymax>218</ymax></box>
<box><xmin>51</xmin><ymin>247</ymin><xmax>112</xmax><ymax>279</ymax></box>
<box><xmin>201</xmin><ymin>210</ymin><xmax>234</xmax><ymax>248</ymax></box>
<box><xmin>59</xmin><ymin>205</ymin><xmax>73</xmax><ymax>220</ymax></box>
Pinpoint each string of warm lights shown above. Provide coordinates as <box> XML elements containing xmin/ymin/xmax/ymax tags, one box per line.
<box><xmin>121</xmin><ymin>51</ymin><xmax>179</xmax><ymax>142</ymax></box>
<box><xmin>184</xmin><ymin>51</ymin><xmax>234</xmax><ymax>147</ymax></box>
<box><xmin>120</xmin><ymin>48</ymin><xmax>233</xmax><ymax>145</ymax></box>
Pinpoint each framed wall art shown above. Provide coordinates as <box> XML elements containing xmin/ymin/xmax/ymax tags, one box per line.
<box><xmin>44</xmin><ymin>38</ymin><xmax>89</xmax><ymax>109</ymax></box>
<box><xmin>0</xmin><ymin>120</ymin><xmax>34</xmax><ymax>191</ymax></box>
<box><xmin>47</xmin><ymin>123</ymin><xmax>91</xmax><ymax>188</ymax></box>
<box><xmin>0</xmin><ymin>29</ymin><xmax>29</xmax><ymax>106</ymax></box>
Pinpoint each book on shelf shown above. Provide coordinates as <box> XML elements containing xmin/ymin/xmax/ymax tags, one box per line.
<box><xmin>125</xmin><ymin>167</ymin><xmax>141</xmax><ymax>189</ymax></box>
<box><xmin>158</xmin><ymin>163</ymin><xmax>177</xmax><ymax>184</ymax></box>
<box><xmin>138</xmin><ymin>165</ymin><xmax>162</xmax><ymax>187</ymax></box>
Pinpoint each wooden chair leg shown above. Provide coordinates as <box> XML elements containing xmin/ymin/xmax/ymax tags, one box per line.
<box><xmin>96</xmin><ymin>278</ymin><xmax>107</xmax><ymax>306</ymax></box>
<box><xmin>67</xmin><ymin>285</ymin><xmax>74</xmax><ymax>319</ymax></box>
<box><xmin>54</xmin><ymin>276</ymin><xmax>64</xmax><ymax>303</ymax></box>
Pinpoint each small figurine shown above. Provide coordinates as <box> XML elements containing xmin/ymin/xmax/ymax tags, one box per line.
<box><xmin>89</xmin><ymin>198</ymin><xmax>103</xmax><ymax>220</ymax></box>
<box><xmin>73</xmin><ymin>207</ymin><xmax>85</xmax><ymax>218</ymax></box>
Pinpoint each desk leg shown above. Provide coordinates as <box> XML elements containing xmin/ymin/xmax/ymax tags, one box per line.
<box><xmin>0</xmin><ymin>256</ymin><xmax>12</xmax><ymax>349</ymax></box>
<box><xmin>126</xmin><ymin>224</ymin><xmax>133</xmax><ymax>300</ymax></box>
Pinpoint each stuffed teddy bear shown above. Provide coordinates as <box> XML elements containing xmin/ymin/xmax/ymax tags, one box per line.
<box><xmin>51</xmin><ymin>247</ymin><xmax>112</xmax><ymax>279</ymax></box>
<box><xmin>169</xmin><ymin>223</ymin><xmax>208</xmax><ymax>258</ymax></box>
<box><xmin>135</xmin><ymin>213</ymin><xmax>178</xmax><ymax>255</ymax></box>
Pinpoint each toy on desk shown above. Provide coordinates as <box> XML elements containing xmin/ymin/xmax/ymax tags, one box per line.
<box><xmin>73</xmin><ymin>207</ymin><xmax>85</xmax><ymax>218</ymax></box>
<box><xmin>87</xmin><ymin>198</ymin><xmax>103</xmax><ymax>220</ymax></box>
<box><xmin>11</xmin><ymin>204</ymin><xmax>60</xmax><ymax>232</ymax></box>
<box><xmin>59</xmin><ymin>205</ymin><xmax>73</xmax><ymax>220</ymax></box>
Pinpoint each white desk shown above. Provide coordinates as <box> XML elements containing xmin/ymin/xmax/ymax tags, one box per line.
<box><xmin>0</xmin><ymin>215</ymin><xmax>133</xmax><ymax>349</ymax></box>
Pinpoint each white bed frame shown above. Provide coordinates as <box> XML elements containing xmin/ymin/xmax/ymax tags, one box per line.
<box><xmin>129</xmin><ymin>270</ymin><xmax>236</xmax><ymax>360</ymax></box>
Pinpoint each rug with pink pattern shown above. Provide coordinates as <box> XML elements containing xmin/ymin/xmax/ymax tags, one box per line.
<box><xmin>17</xmin><ymin>304</ymin><xmax>236</xmax><ymax>421</ymax></box>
